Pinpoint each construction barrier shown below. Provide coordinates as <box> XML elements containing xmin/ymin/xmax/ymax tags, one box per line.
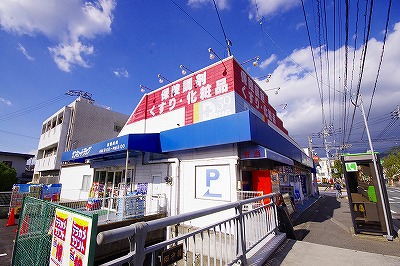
<box><xmin>12</xmin><ymin>196</ymin><xmax>98</xmax><ymax>266</ymax></box>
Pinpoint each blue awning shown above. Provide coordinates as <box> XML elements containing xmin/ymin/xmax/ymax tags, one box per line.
<box><xmin>61</xmin><ymin>133</ymin><xmax>161</xmax><ymax>163</ymax></box>
<box><xmin>160</xmin><ymin>110</ymin><xmax>313</xmax><ymax>167</ymax></box>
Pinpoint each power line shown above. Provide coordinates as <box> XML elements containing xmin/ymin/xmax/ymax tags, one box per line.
<box><xmin>346</xmin><ymin>0</ymin><xmax>375</xmax><ymax>144</ymax></box>
<box><xmin>300</xmin><ymin>0</ymin><xmax>326</xmax><ymax>128</ymax></box>
<box><xmin>211</xmin><ymin>0</ymin><xmax>231</xmax><ymax>56</ymax></box>
<box><xmin>169</xmin><ymin>0</ymin><xmax>226</xmax><ymax>49</ymax></box>
<box><xmin>362</xmin><ymin>0</ymin><xmax>393</xmax><ymax>139</ymax></box>
<box><xmin>0</xmin><ymin>129</ymin><xmax>39</xmax><ymax>140</ymax></box>
<box><xmin>0</xmin><ymin>94</ymin><xmax>69</xmax><ymax>123</ymax></box>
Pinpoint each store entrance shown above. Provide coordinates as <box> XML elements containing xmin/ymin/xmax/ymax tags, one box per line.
<box><xmin>94</xmin><ymin>169</ymin><xmax>133</xmax><ymax>197</ymax></box>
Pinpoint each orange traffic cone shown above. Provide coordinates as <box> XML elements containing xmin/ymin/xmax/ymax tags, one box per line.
<box><xmin>6</xmin><ymin>208</ymin><xmax>17</xmax><ymax>227</ymax></box>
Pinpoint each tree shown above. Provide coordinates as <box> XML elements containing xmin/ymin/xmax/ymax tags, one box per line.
<box><xmin>331</xmin><ymin>159</ymin><xmax>343</xmax><ymax>181</ymax></box>
<box><xmin>0</xmin><ymin>162</ymin><xmax>17</xmax><ymax>191</ymax></box>
<box><xmin>382</xmin><ymin>151</ymin><xmax>400</xmax><ymax>182</ymax></box>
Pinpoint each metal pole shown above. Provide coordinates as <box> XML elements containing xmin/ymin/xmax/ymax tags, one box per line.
<box><xmin>357</xmin><ymin>95</ymin><xmax>393</xmax><ymax>239</ymax></box>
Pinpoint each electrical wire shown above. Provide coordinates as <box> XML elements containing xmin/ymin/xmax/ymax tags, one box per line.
<box><xmin>300</xmin><ymin>0</ymin><xmax>325</xmax><ymax>129</ymax></box>
<box><xmin>362</xmin><ymin>0</ymin><xmax>393</xmax><ymax>139</ymax></box>
<box><xmin>0</xmin><ymin>94</ymin><xmax>69</xmax><ymax>123</ymax></box>
<box><xmin>212</xmin><ymin>0</ymin><xmax>231</xmax><ymax>54</ymax></box>
<box><xmin>169</xmin><ymin>0</ymin><xmax>226</xmax><ymax>49</ymax></box>
<box><xmin>346</xmin><ymin>0</ymin><xmax>375</xmax><ymax>144</ymax></box>
<box><xmin>0</xmin><ymin>129</ymin><xmax>39</xmax><ymax>140</ymax></box>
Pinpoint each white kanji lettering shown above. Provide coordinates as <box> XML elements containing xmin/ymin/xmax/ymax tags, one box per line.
<box><xmin>242</xmin><ymin>86</ymin><xmax>247</xmax><ymax>99</ymax></box>
<box><xmin>263</xmin><ymin>106</ymin><xmax>268</xmax><ymax>117</ymax></box>
<box><xmin>169</xmin><ymin>98</ymin><xmax>176</xmax><ymax>110</ymax></box>
<box><xmin>195</xmin><ymin>72</ymin><xmax>206</xmax><ymax>87</ymax></box>
<box><xmin>171</xmin><ymin>84</ymin><xmax>180</xmax><ymax>96</ymax></box>
<box><xmin>241</xmin><ymin>70</ymin><xmax>247</xmax><ymax>85</ymax></box>
<box><xmin>249</xmin><ymin>91</ymin><xmax>254</xmax><ymax>104</ymax></box>
<box><xmin>215</xmin><ymin>78</ymin><xmax>228</xmax><ymax>95</ymax></box>
<box><xmin>200</xmin><ymin>84</ymin><xmax>212</xmax><ymax>100</ymax></box>
<box><xmin>255</xmin><ymin>97</ymin><xmax>260</xmax><ymax>109</ymax></box>
<box><xmin>248</xmin><ymin>77</ymin><xmax>254</xmax><ymax>92</ymax></box>
<box><xmin>187</xmin><ymin>91</ymin><xmax>197</xmax><ymax>104</ymax></box>
<box><xmin>158</xmin><ymin>101</ymin><xmax>166</xmax><ymax>114</ymax></box>
<box><xmin>260</xmin><ymin>93</ymin><xmax>265</xmax><ymax>103</ymax></box>
<box><xmin>161</xmin><ymin>88</ymin><xmax>170</xmax><ymax>101</ymax></box>
<box><xmin>149</xmin><ymin>106</ymin><xmax>156</xmax><ymax>116</ymax></box>
<box><xmin>182</xmin><ymin>78</ymin><xmax>192</xmax><ymax>93</ymax></box>
<box><xmin>254</xmin><ymin>85</ymin><xmax>260</xmax><ymax>98</ymax></box>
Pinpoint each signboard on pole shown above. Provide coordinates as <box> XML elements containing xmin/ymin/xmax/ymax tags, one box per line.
<box><xmin>345</xmin><ymin>162</ymin><xmax>358</xmax><ymax>172</ymax></box>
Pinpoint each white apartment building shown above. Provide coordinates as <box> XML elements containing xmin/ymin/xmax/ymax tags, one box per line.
<box><xmin>34</xmin><ymin>96</ymin><xmax>129</xmax><ymax>183</ymax></box>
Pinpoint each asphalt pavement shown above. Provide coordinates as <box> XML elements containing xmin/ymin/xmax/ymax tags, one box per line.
<box><xmin>0</xmin><ymin>217</ymin><xmax>17</xmax><ymax>266</ymax></box>
<box><xmin>265</xmin><ymin>188</ymin><xmax>400</xmax><ymax>266</ymax></box>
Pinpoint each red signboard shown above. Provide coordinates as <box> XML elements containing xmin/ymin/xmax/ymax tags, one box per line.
<box><xmin>126</xmin><ymin>60</ymin><xmax>234</xmax><ymax>125</ymax></box>
<box><xmin>125</xmin><ymin>57</ymin><xmax>288</xmax><ymax>134</ymax></box>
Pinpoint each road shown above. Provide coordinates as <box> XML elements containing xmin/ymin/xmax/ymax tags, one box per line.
<box><xmin>387</xmin><ymin>186</ymin><xmax>400</xmax><ymax>221</ymax></box>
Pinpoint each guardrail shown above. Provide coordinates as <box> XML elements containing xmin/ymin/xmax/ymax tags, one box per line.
<box><xmin>97</xmin><ymin>193</ymin><xmax>283</xmax><ymax>265</ymax></box>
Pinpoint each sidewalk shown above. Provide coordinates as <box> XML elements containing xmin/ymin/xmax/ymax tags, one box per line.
<box><xmin>265</xmin><ymin>189</ymin><xmax>400</xmax><ymax>266</ymax></box>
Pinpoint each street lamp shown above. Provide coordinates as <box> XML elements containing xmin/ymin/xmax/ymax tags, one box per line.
<box><xmin>241</xmin><ymin>56</ymin><xmax>260</xmax><ymax>66</ymax></box>
<box><xmin>140</xmin><ymin>84</ymin><xmax>153</xmax><ymax>93</ymax></box>
<box><xmin>265</xmin><ymin>87</ymin><xmax>280</xmax><ymax>94</ymax></box>
<box><xmin>180</xmin><ymin>65</ymin><xmax>194</xmax><ymax>75</ymax></box>
<box><xmin>208</xmin><ymin>48</ymin><xmax>227</xmax><ymax>75</ymax></box>
<box><xmin>158</xmin><ymin>74</ymin><xmax>171</xmax><ymax>84</ymax></box>
<box><xmin>275</xmin><ymin>103</ymin><xmax>288</xmax><ymax>110</ymax></box>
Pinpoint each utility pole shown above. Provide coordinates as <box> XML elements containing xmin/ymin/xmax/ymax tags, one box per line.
<box><xmin>322</xmin><ymin>126</ymin><xmax>333</xmax><ymax>182</ymax></box>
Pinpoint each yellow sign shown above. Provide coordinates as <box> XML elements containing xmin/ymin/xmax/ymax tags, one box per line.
<box><xmin>49</xmin><ymin>209</ymin><xmax>95</xmax><ymax>266</ymax></box>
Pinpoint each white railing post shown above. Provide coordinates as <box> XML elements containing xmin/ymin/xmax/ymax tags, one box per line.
<box><xmin>236</xmin><ymin>203</ymin><xmax>248</xmax><ymax>265</ymax></box>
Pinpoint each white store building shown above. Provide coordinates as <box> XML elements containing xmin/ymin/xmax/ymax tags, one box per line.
<box><xmin>61</xmin><ymin>57</ymin><xmax>316</xmax><ymax>226</ymax></box>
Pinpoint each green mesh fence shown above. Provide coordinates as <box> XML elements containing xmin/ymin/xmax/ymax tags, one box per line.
<box><xmin>12</xmin><ymin>196</ymin><xmax>97</xmax><ymax>266</ymax></box>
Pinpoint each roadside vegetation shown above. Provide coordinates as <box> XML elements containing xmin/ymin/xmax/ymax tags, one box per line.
<box><xmin>0</xmin><ymin>162</ymin><xmax>17</xmax><ymax>191</ymax></box>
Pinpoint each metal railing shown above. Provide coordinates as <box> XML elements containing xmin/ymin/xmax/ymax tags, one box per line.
<box><xmin>0</xmin><ymin>191</ymin><xmax>12</xmax><ymax>207</ymax></box>
<box><xmin>97</xmin><ymin>193</ymin><xmax>280</xmax><ymax>265</ymax></box>
<box><xmin>58</xmin><ymin>193</ymin><xmax>166</xmax><ymax>224</ymax></box>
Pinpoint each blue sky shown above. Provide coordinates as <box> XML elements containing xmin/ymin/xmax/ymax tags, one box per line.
<box><xmin>0</xmin><ymin>0</ymin><xmax>399</xmax><ymax>159</ymax></box>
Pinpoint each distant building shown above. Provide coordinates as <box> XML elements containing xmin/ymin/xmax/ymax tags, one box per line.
<box><xmin>315</xmin><ymin>157</ymin><xmax>333</xmax><ymax>184</ymax></box>
<box><xmin>0</xmin><ymin>151</ymin><xmax>34</xmax><ymax>183</ymax></box>
<box><xmin>34</xmin><ymin>96</ymin><xmax>129</xmax><ymax>183</ymax></box>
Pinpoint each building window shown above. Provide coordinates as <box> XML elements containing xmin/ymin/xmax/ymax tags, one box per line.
<box><xmin>2</xmin><ymin>161</ymin><xmax>12</xmax><ymax>167</ymax></box>
<box><xmin>114</xmin><ymin>124</ymin><xmax>123</xmax><ymax>132</ymax></box>
<box><xmin>81</xmin><ymin>175</ymin><xmax>92</xmax><ymax>192</ymax></box>
<box><xmin>57</xmin><ymin>112</ymin><xmax>63</xmax><ymax>125</ymax></box>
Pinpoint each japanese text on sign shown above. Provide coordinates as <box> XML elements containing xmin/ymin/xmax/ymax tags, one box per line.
<box><xmin>53</xmin><ymin>216</ymin><xmax>68</xmax><ymax>241</ymax></box>
<box><xmin>70</xmin><ymin>220</ymin><xmax>88</xmax><ymax>255</ymax></box>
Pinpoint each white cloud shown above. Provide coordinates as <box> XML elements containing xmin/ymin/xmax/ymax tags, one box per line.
<box><xmin>248</xmin><ymin>0</ymin><xmax>300</xmax><ymax>19</ymax></box>
<box><xmin>17</xmin><ymin>43</ymin><xmax>35</xmax><ymax>61</ymax></box>
<box><xmin>259</xmin><ymin>54</ymin><xmax>276</xmax><ymax>69</ymax></box>
<box><xmin>0</xmin><ymin>0</ymin><xmax>116</xmax><ymax>72</ymax></box>
<box><xmin>257</xmin><ymin>22</ymin><xmax>400</xmax><ymax>150</ymax></box>
<box><xmin>0</xmin><ymin>97</ymin><xmax>12</xmax><ymax>106</ymax></box>
<box><xmin>113</xmin><ymin>68</ymin><xmax>130</xmax><ymax>78</ymax></box>
<box><xmin>49</xmin><ymin>42</ymin><xmax>94</xmax><ymax>72</ymax></box>
<box><xmin>188</xmin><ymin>0</ymin><xmax>229</xmax><ymax>10</ymax></box>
